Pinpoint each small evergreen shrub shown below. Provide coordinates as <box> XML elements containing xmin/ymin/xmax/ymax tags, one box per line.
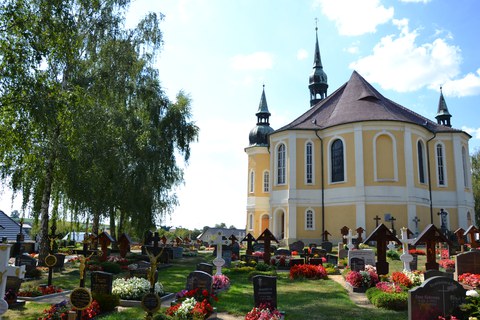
<box><xmin>366</xmin><ymin>287</ymin><xmax>408</xmax><ymax>310</ymax></box>
<box><xmin>99</xmin><ymin>261</ymin><xmax>122</xmax><ymax>274</ymax></box>
<box><xmin>386</xmin><ymin>250</ymin><xmax>400</xmax><ymax>260</ymax></box>
<box><xmin>92</xmin><ymin>292</ymin><xmax>119</xmax><ymax>312</ymax></box>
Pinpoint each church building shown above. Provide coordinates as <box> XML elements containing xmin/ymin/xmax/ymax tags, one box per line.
<box><xmin>245</xmin><ymin>29</ymin><xmax>475</xmax><ymax>245</ymax></box>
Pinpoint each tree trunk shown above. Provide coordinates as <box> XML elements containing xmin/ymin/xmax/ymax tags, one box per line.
<box><xmin>38</xmin><ymin>154</ymin><xmax>56</xmax><ymax>264</ymax></box>
<box><xmin>110</xmin><ymin>206</ymin><xmax>118</xmax><ymax>249</ymax></box>
<box><xmin>92</xmin><ymin>209</ymin><xmax>100</xmax><ymax>249</ymax></box>
<box><xmin>118</xmin><ymin>209</ymin><xmax>125</xmax><ymax>236</ymax></box>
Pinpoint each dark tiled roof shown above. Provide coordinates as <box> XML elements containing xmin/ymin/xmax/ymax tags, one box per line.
<box><xmin>277</xmin><ymin>71</ymin><xmax>465</xmax><ymax>134</ymax></box>
<box><xmin>0</xmin><ymin>210</ymin><xmax>31</xmax><ymax>241</ymax></box>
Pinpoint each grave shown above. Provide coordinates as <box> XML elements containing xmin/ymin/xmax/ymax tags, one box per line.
<box><xmin>350</xmin><ymin>257</ymin><xmax>365</xmax><ymax>271</ymax></box>
<box><xmin>196</xmin><ymin>263</ymin><xmax>214</xmax><ymax>275</ymax></box>
<box><xmin>274</xmin><ymin>249</ymin><xmax>291</xmax><ymax>256</ymax></box>
<box><xmin>454</xmin><ymin>250</ymin><xmax>480</xmax><ymax>281</ymax></box>
<box><xmin>321</xmin><ymin>241</ymin><xmax>333</xmax><ymax>253</ymax></box>
<box><xmin>340</xmin><ymin>226</ymin><xmax>350</xmax><ymax>244</ymax></box>
<box><xmin>289</xmin><ymin>258</ymin><xmax>304</xmax><ymax>267</ymax></box>
<box><xmin>311</xmin><ymin>248</ymin><xmax>327</xmax><ymax>258</ymax></box>
<box><xmin>424</xmin><ymin>270</ymin><xmax>453</xmax><ymax>280</ymax></box>
<box><xmin>363</xmin><ymin>223</ymin><xmax>401</xmax><ymax>275</ymax></box>
<box><xmin>347</xmin><ymin>249</ymin><xmax>375</xmax><ymax>268</ymax></box>
<box><xmin>98</xmin><ymin>231</ymin><xmax>115</xmax><ymax>261</ymax></box>
<box><xmin>409</xmin><ymin>254</ymin><xmax>418</xmax><ymax>271</ymax></box>
<box><xmin>326</xmin><ymin>254</ymin><xmax>338</xmax><ymax>265</ymax></box>
<box><xmin>257</xmin><ymin>228</ymin><xmax>279</xmax><ymax>265</ymax></box>
<box><xmin>399</xmin><ymin>227</ymin><xmax>415</xmax><ymax>272</ymax></box>
<box><xmin>355</xmin><ymin>227</ymin><xmax>365</xmax><ymax>249</ymax></box>
<box><xmin>0</xmin><ymin>244</ymin><xmax>26</xmax><ymax>317</ymax></box>
<box><xmin>465</xmin><ymin>225</ymin><xmax>479</xmax><ymax>249</ymax></box>
<box><xmin>186</xmin><ymin>270</ymin><xmax>213</xmax><ymax>295</ymax></box>
<box><xmin>242</xmin><ymin>233</ymin><xmax>256</xmax><ymax>256</ymax></box>
<box><xmin>408</xmin><ymin>276</ymin><xmax>465</xmax><ymax>320</ymax></box>
<box><xmin>90</xmin><ymin>271</ymin><xmax>113</xmax><ymax>295</ymax></box>
<box><xmin>222</xmin><ymin>249</ymin><xmax>232</xmax><ymax>267</ymax></box>
<box><xmin>309</xmin><ymin>258</ymin><xmax>323</xmax><ymax>265</ymax></box>
<box><xmin>15</xmin><ymin>254</ymin><xmax>37</xmax><ymax>277</ymax></box>
<box><xmin>413</xmin><ymin>224</ymin><xmax>452</xmax><ymax>271</ymax></box>
<box><xmin>253</xmin><ymin>275</ymin><xmax>277</xmax><ymax>309</ymax></box>
<box><xmin>337</xmin><ymin>243</ymin><xmax>348</xmax><ymax>260</ymax></box>
<box><xmin>118</xmin><ymin>233</ymin><xmax>132</xmax><ymax>258</ymax></box>
<box><xmin>288</xmin><ymin>240</ymin><xmax>304</xmax><ymax>253</ymax></box>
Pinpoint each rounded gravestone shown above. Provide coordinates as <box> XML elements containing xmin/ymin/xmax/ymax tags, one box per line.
<box><xmin>0</xmin><ymin>299</ymin><xmax>8</xmax><ymax>315</ymax></box>
<box><xmin>45</xmin><ymin>254</ymin><xmax>58</xmax><ymax>267</ymax></box>
<box><xmin>70</xmin><ymin>287</ymin><xmax>92</xmax><ymax>311</ymax></box>
<box><xmin>141</xmin><ymin>292</ymin><xmax>161</xmax><ymax>313</ymax></box>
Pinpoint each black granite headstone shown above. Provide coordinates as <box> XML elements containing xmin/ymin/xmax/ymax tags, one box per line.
<box><xmin>424</xmin><ymin>270</ymin><xmax>453</xmax><ymax>280</ymax></box>
<box><xmin>455</xmin><ymin>250</ymin><xmax>480</xmax><ymax>279</ymax></box>
<box><xmin>196</xmin><ymin>263</ymin><xmax>214</xmax><ymax>275</ymax></box>
<box><xmin>350</xmin><ymin>257</ymin><xmax>366</xmax><ymax>272</ymax></box>
<box><xmin>91</xmin><ymin>271</ymin><xmax>113</xmax><ymax>295</ymax></box>
<box><xmin>253</xmin><ymin>275</ymin><xmax>277</xmax><ymax>309</ymax></box>
<box><xmin>321</xmin><ymin>241</ymin><xmax>333</xmax><ymax>253</ymax></box>
<box><xmin>186</xmin><ymin>271</ymin><xmax>213</xmax><ymax>295</ymax></box>
<box><xmin>274</xmin><ymin>249</ymin><xmax>291</xmax><ymax>256</ymax></box>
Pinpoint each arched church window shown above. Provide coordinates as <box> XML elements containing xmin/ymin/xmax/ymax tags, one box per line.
<box><xmin>436</xmin><ymin>143</ymin><xmax>446</xmax><ymax>186</ymax></box>
<box><xmin>418</xmin><ymin>140</ymin><xmax>425</xmax><ymax>184</ymax></box>
<box><xmin>249</xmin><ymin>170</ymin><xmax>255</xmax><ymax>193</ymax></box>
<box><xmin>263</xmin><ymin>171</ymin><xmax>270</xmax><ymax>192</ymax></box>
<box><xmin>331</xmin><ymin>139</ymin><xmax>344</xmax><ymax>182</ymax></box>
<box><xmin>277</xmin><ymin>143</ymin><xmax>286</xmax><ymax>185</ymax></box>
<box><xmin>462</xmin><ymin>146</ymin><xmax>469</xmax><ymax>188</ymax></box>
<box><xmin>305</xmin><ymin>209</ymin><xmax>314</xmax><ymax>230</ymax></box>
<box><xmin>306</xmin><ymin>141</ymin><xmax>313</xmax><ymax>184</ymax></box>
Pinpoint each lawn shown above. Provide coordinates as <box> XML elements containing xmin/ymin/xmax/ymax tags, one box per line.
<box><xmin>3</xmin><ymin>251</ymin><xmax>415</xmax><ymax>319</ymax></box>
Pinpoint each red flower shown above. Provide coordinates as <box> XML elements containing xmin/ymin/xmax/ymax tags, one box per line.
<box><xmin>391</xmin><ymin>272</ymin><xmax>413</xmax><ymax>288</ymax></box>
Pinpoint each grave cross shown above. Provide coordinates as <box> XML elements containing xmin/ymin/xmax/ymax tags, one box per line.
<box><xmin>241</xmin><ymin>233</ymin><xmax>256</xmax><ymax>256</ymax></box>
<box><xmin>340</xmin><ymin>226</ymin><xmax>350</xmax><ymax>244</ymax></box>
<box><xmin>454</xmin><ymin>228</ymin><xmax>466</xmax><ymax>252</ymax></box>
<box><xmin>388</xmin><ymin>216</ymin><xmax>397</xmax><ymax>236</ymax></box>
<box><xmin>374</xmin><ymin>215</ymin><xmax>381</xmax><ymax>228</ymax></box>
<box><xmin>412</xmin><ymin>216</ymin><xmax>420</xmax><ymax>236</ymax></box>
<box><xmin>212</xmin><ymin>232</ymin><xmax>228</xmax><ymax>275</ymax></box>
<box><xmin>363</xmin><ymin>224</ymin><xmax>401</xmax><ymax>275</ymax></box>
<box><xmin>322</xmin><ymin>230</ymin><xmax>331</xmax><ymax>242</ymax></box>
<box><xmin>399</xmin><ymin>227</ymin><xmax>415</xmax><ymax>271</ymax></box>
<box><xmin>257</xmin><ymin>228</ymin><xmax>279</xmax><ymax>265</ymax></box>
<box><xmin>465</xmin><ymin>225</ymin><xmax>479</xmax><ymax>249</ymax></box>
<box><xmin>355</xmin><ymin>227</ymin><xmax>365</xmax><ymax>249</ymax></box>
<box><xmin>413</xmin><ymin>224</ymin><xmax>452</xmax><ymax>270</ymax></box>
<box><xmin>229</xmin><ymin>234</ymin><xmax>238</xmax><ymax>246</ymax></box>
<box><xmin>0</xmin><ymin>244</ymin><xmax>25</xmax><ymax>319</ymax></box>
<box><xmin>161</xmin><ymin>235</ymin><xmax>168</xmax><ymax>246</ymax></box>
<box><xmin>344</xmin><ymin>229</ymin><xmax>357</xmax><ymax>251</ymax></box>
<box><xmin>46</xmin><ymin>223</ymin><xmax>59</xmax><ymax>286</ymax></box>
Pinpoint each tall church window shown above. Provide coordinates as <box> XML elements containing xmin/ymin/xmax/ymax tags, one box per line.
<box><xmin>331</xmin><ymin>139</ymin><xmax>344</xmax><ymax>182</ymax></box>
<box><xmin>436</xmin><ymin>143</ymin><xmax>446</xmax><ymax>186</ymax></box>
<box><xmin>462</xmin><ymin>146</ymin><xmax>469</xmax><ymax>188</ymax></box>
<box><xmin>305</xmin><ymin>209</ymin><xmax>314</xmax><ymax>230</ymax></box>
<box><xmin>263</xmin><ymin>171</ymin><xmax>270</xmax><ymax>192</ymax></box>
<box><xmin>249</xmin><ymin>170</ymin><xmax>255</xmax><ymax>193</ymax></box>
<box><xmin>418</xmin><ymin>141</ymin><xmax>426</xmax><ymax>184</ymax></box>
<box><xmin>306</xmin><ymin>141</ymin><xmax>313</xmax><ymax>184</ymax></box>
<box><xmin>277</xmin><ymin>143</ymin><xmax>286</xmax><ymax>185</ymax></box>
<box><xmin>248</xmin><ymin>213</ymin><xmax>253</xmax><ymax>230</ymax></box>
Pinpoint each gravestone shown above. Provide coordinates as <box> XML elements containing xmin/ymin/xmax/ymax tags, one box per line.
<box><xmin>409</xmin><ymin>254</ymin><xmax>418</xmax><ymax>271</ymax></box>
<box><xmin>222</xmin><ymin>249</ymin><xmax>232</xmax><ymax>267</ymax></box>
<box><xmin>308</xmin><ymin>243</ymin><xmax>317</xmax><ymax>248</ymax></box>
<box><xmin>15</xmin><ymin>254</ymin><xmax>37</xmax><ymax>276</ymax></box>
<box><xmin>253</xmin><ymin>275</ymin><xmax>277</xmax><ymax>309</ymax></box>
<box><xmin>288</xmin><ymin>240</ymin><xmax>305</xmax><ymax>253</ymax></box>
<box><xmin>309</xmin><ymin>258</ymin><xmax>323</xmax><ymax>266</ymax></box>
<box><xmin>274</xmin><ymin>249</ymin><xmax>291</xmax><ymax>256</ymax></box>
<box><xmin>232</xmin><ymin>242</ymin><xmax>240</xmax><ymax>258</ymax></box>
<box><xmin>311</xmin><ymin>248</ymin><xmax>327</xmax><ymax>258</ymax></box>
<box><xmin>289</xmin><ymin>258</ymin><xmax>304</xmax><ymax>267</ymax></box>
<box><xmin>118</xmin><ymin>233</ymin><xmax>132</xmax><ymax>258</ymax></box>
<box><xmin>408</xmin><ymin>276</ymin><xmax>465</xmax><ymax>320</ymax></box>
<box><xmin>326</xmin><ymin>254</ymin><xmax>338</xmax><ymax>265</ymax></box>
<box><xmin>347</xmin><ymin>249</ymin><xmax>375</xmax><ymax>267</ymax></box>
<box><xmin>321</xmin><ymin>241</ymin><xmax>333</xmax><ymax>253</ymax></box>
<box><xmin>171</xmin><ymin>247</ymin><xmax>184</xmax><ymax>259</ymax></box>
<box><xmin>196</xmin><ymin>263</ymin><xmax>214</xmax><ymax>275</ymax></box>
<box><xmin>186</xmin><ymin>271</ymin><xmax>213</xmax><ymax>295</ymax></box>
<box><xmin>90</xmin><ymin>271</ymin><xmax>113</xmax><ymax>295</ymax></box>
<box><xmin>424</xmin><ymin>270</ymin><xmax>453</xmax><ymax>280</ymax></box>
<box><xmin>6</xmin><ymin>276</ymin><xmax>23</xmax><ymax>296</ymax></box>
<box><xmin>350</xmin><ymin>257</ymin><xmax>366</xmax><ymax>272</ymax></box>
<box><xmin>337</xmin><ymin>243</ymin><xmax>348</xmax><ymax>260</ymax></box>
<box><xmin>454</xmin><ymin>250</ymin><xmax>480</xmax><ymax>280</ymax></box>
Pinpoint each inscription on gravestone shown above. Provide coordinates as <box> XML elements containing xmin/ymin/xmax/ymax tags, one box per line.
<box><xmin>350</xmin><ymin>257</ymin><xmax>366</xmax><ymax>272</ymax></box>
<box><xmin>409</xmin><ymin>276</ymin><xmax>465</xmax><ymax>320</ymax></box>
<box><xmin>186</xmin><ymin>271</ymin><xmax>213</xmax><ymax>295</ymax></box>
<box><xmin>253</xmin><ymin>275</ymin><xmax>277</xmax><ymax>309</ymax></box>
<box><xmin>90</xmin><ymin>271</ymin><xmax>113</xmax><ymax>295</ymax></box>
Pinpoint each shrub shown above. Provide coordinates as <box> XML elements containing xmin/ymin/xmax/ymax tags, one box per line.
<box><xmin>224</xmin><ymin>266</ymin><xmax>255</xmax><ymax>275</ymax></box>
<box><xmin>92</xmin><ymin>292</ymin><xmax>119</xmax><ymax>312</ymax></box>
<box><xmin>255</xmin><ymin>263</ymin><xmax>270</xmax><ymax>271</ymax></box>
<box><xmin>25</xmin><ymin>267</ymin><xmax>43</xmax><ymax>279</ymax></box>
<box><xmin>366</xmin><ymin>287</ymin><xmax>408</xmax><ymax>310</ymax></box>
<box><xmin>99</xmin><ymin>261</ymin><xmax>122</xmax><ymax>274</ymax></box>
<box><xmin>289</xmin><ymin>264</ymin><xmax>327</xmax><ymax>280</ymax></box>
<box><xmin>387</xmin><ymin>250</ymin><xmax>400</xmax><ymax>260</ymax></box>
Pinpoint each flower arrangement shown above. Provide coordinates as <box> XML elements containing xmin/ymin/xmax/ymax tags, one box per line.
<box><xmin>376</xmin><ymin>281</ymin><xmax>402</xmax><ymax>293</ymax></box>
<box><xmin>106</xmin><ymin>256</ymin><xmax>129</xmax><ymax>264</ymax></box>
<box><xmin>408</xmin><ymin>249</ymin><xmax>426</xmax><ymax>255</ymax></box>
<box><xmin>270</xmin><ymin>255</ymin><xmax>290</xmax><ymax>267</ymax></box>
<box><xmin>252</xmin><ymin>251</ymin><xmax>264</xmax><ymax>258</ymax></box>
<box><xmin>112</xmin><ymin>277</ymin><xmax>163</xmax><ymax>300</ymax></box>
<box><xmin>291</xmin><ymin>251</ymin><xmax>299</xmax><ymax>256</ymax></box>
<box><xmin>212</xmin><ymin>274</ymin><xmax>230</xmax><ymax>292</ymax></box>
<box><xmin>38</xmin><ymin>300</ymin><xmax>101</xmax><ymax>320</ymax></box>
<box><xmin>18</xmin><ymin>285</ymin><xmax>63</xmax><ymax>297</ymax></box>
<box><xmin>290</xmin><ymin>264</ymin><xmax>327</xmax><ymax>280</ymax></box>
<box><xmin>167</xmin><ymin>288</ymin><xmax>217</xmax><ymax>319</ymax></box>
<box><xmin>345</xmin><ymin>270</ymin><xmax>378</xmax><ymax>288</ymax></box>
<box><xmin>403</xmin><ymin>270</ymin><xmax>424</xmax><ymax>287</ymax></box>
<box><xmin>439</xmin><ymin>259</ymin><xmax>455</xmax><ymax>270</ymax></box>
<box><xmin>245</xmin><ymin>303</ymin><xmax>282</xmax><ymax>320</ymax></box>
<box><xmin>391</xmin><ymin>271</ymin><xmax>413</xmax><ymax>288</ymax></box>
<box><xmin>459</xmin><ymin>273</ymin><xmax>480</xmax><ymax>288</ymax></box>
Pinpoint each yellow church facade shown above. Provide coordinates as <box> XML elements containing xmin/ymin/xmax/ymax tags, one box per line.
<box><xmin>245</xmin><ymin>33</ymin><xmax>474</xmax><ymax>245</ymax></box>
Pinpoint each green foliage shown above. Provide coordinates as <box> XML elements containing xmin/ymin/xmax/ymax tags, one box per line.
<box><xmin>366</xmin><ymin>287</ymin><xmax>408</xmax><ymax>310</ymax></box>
<box><xmin>92</xmin><ymin>292</ymin><xmax>119</xmax><ymax>312</ymax></box>
<box><xmin>25</xmin><ymin>268</ymin><xmax>43</xmax><ymax>279</ymax></box>
<box><xmin>255</xmin><ymin>262</ymin><xmax>274</xmax><ymax>272</ymax></box>
<box><xmin>472</xmin><ymin>149</ymin><xmax>480</xmax><ymax>226</ymax></box>
<box><xmin>387</xmin><ymin>250</ymin><xmax>400</xmax><ymax>260</ymax></box>
<box><xmin>247</xmin><ymin>270</ymin><xmax>277</xmax><ymax>280</ymax></box>
<box><xmin>98</xmin><ymin>262</ymin><xmax>122</xmax><ymax>274</ymax></box>
<box><xmin>223</xmin><ymin>266</ymin><xmax>255</xmax><ymax>275</ymax></box>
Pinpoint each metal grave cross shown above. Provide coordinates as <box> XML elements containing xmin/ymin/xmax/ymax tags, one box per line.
<box><xmin>412</xmin><ymin>216</ymin><xmax>420</xmax><ymax>236</ymax></box>
<box><xmin>0</xmin><ymin>244</ymin><xmax>26</xmax><ymax>318</ymax></box>
<box><xmin>344</xmin><ymin>229</ymin><xmax>357</xmax><ymax>251</ymax></box>
<box><xmin>374</xmin><ymin>215</ymin><xmax>381</xmax><ymax>227</ymax></box>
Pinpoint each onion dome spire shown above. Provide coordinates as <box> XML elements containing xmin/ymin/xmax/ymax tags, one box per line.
<box><xmin>249</xmin><ymin>85</ymin><xmax>274</xmax><ymax>146</ymax></box>
<box><xmin>435</xmin><ymin>86</ymin><xmax>452</xmax><ymax>127</ymax></box>
<box><xmin>309</xmin><ymin>21</ymin><xmax>328</xmax><ymax>107</ymax></box>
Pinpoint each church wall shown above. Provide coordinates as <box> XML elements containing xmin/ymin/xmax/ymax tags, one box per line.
<box><xmin>324</xmin><ymin>204</ymin><xmax>356</xmax><ymax>242</ymax></box>
<box><xmin>295</xmin><ymin>137</ymin><xmax>322</xmax><ymax>189</ymax></box>
<box><xmin>295</xmin><ymin>206</ymin><xmax>321</xmax><ymax>240</ymax></box>
<box><xmin>365</xmin><ymin>204</ymin><xmax>408</xmax><ymax>236</ymax></box>
<box><xmin>270</xmin><ymin>137</ymin><xmax>289</xmax><ymax>191</ymax></box>
<box><xmin>247</xmin><ymin>151</ymin><xmax>270</xmax><ymax>197</ymax></box>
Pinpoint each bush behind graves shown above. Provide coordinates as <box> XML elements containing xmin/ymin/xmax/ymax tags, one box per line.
<box><xmin>255</xmin><ymin>262</ymin><xmax>275</xmax><ymax>272</ymax></box>
<box><xmin>92</xmin><ymin>292</ymin><xmax>120</xmax><ymax>312</ymax></box>
<box><xmin>247</xmin><ymin>270</ymin><xmax>277</xmax><ymax>281</ymax></box>
<box><xmin>99</xmin><ymin>261</ymin><xmax>123</xmax><ymax>274</ymax></box>
<box><xmin>224</xmin><ymin>266</ymin><xmax>255</xmax><ymax>275</ymax></box>
<box><xmin>366</xmin><ymin>287</ymin><xmax>408</xmax><ymax>311</ymax></box>
<box><xmin>386</xmin><ymin>250</ymin><xmax>400</xmax><ymax>260</ymax></box>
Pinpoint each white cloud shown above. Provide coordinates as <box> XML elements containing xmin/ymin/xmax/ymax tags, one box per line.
<box><xmin>442</xmin><ymin>69</ymin><xmax>480</xmax><ymax>97</ymax></box>
<box><xmin>349</xmin><ymin>19</ymin><xmax>462</xmax><ymax>92</ymax></box>
<box><xmin>297</xmin><ymin>49</ymin><xmax>308</xmax><ymax>60</ymax></box>
<box><xmin>399</xmin><ymin>0</ymin><xmax>431</xmax><ymax>3</ymax></box>
<box><xmin>314</xmin><ymin>0</ymin><xmax>394</xmax><ymax>36</ymax></box>
<box><xmin>462</xmin><ymin>126</ymin><xmax>480</xmax><ymax>140</ymax></box>
<box><xmin>230</xmin><ymin>52</ymin><xmax>274</xmax><ymax>71</ymax></box>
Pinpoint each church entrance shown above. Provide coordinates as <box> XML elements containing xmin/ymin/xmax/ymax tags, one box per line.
<box><xmin>261</xmin><ymin>214</ymin><xmax>270</xmax><ymax>232</ymax></box>
<box><xmin>273</xmin><ymin>209</ymin><xmax>285</xmax><ymax>240</ymax></box>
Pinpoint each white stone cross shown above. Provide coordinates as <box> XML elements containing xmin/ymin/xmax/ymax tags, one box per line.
<box><xmin>0</xmin><ymin>244</ymin><xmax>26</xmax><ymax>318</ymax></box>
<box><xmin>399</xmin><ymin>227</ymin><xmax>416</xmax><ymax>272</ymax></box>
<box><xmin>387</xmin><ymin>241</ymin><xmax>396</xmax><ymax>251</ymax></box>
<box><xmin>344</xmin><ymin>229</ymin><xmax>357</xmax><ymax>251</ymax></box>
<box><xmin>211</xmin><ymin>232</ymin><xmax>228</xmax><ymax>275</ymax></box>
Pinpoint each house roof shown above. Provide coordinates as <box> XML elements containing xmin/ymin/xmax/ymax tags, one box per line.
<box><xmin>0</xmin><ymin>210</ymin><xmax>31</xmax><ymax>241</ymax></box>
<box><xmin>277</xmin><ymin>71</ymin><xmax>467</xmax><ymax>135</ymax></box>
<box><xmin>197</xmin><ymin>227</ymin><xmax>246</xmax><ymax>243</ymax></box>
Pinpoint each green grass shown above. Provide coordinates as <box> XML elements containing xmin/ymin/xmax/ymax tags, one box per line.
<box><xmin>4</xmin><ymin>251</ymin><xmax>417</xmax><ymax>319</ymax></box>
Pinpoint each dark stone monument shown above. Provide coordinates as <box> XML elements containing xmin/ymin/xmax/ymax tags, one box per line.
<box><xmin>289</xmin><ymin>258</ymin><xmax>304</xmax><ymax>267</ymax></box>
<box><xmin>350</xmin><ymin>257</ymin><xmax>366</xmax><ymax>272</ymax></box>
<box><xmin>196</xmin><ymin>263</ymin><xmax>214</xmax><ymax>275</ymax></box>
<box><xmin>309</xmin><ymin>258</ymin><xmax>323</xmax><ymax>266</ymax></box>
<box><xmin>15</xmin><ymin>254</ymin><xmax>37</xmax><ymax>276</ymax></box>
<box><xmin>118</xmin><ymin>233</ymin><xmax>132</xmax><ymax>258</ymax></box>
<box><xmin>454</xmin><ymin>250</ymin><xmax>480</xmax><ymax>280</ymax></box>
<box><xmin>90</xmin><ymin>271</ymin><xmax>113</xmax><ymax>295</ymax></box>
<box><xmin>409</xmin><ymin>254</ymin><xmax>418</xmax><ymax>271</ymax></box>
<box><xmin>288</xmin><ymin>240</ymin><xmax>305</xmax><ymax>253</ymax></box>
<box><xmin>242</xmin><ymin>233</ymin><xmax>256</xmax><ymax>256</ymax></box>
<box><xmin>408</xmin><ymin>276</ymin><xmax>465</xmax><ymax>320</ymax></box>
<box><xmin>321</xmin><ymin>241</ymin><xmax>333</xmax><ymax>253</ymax></box>
<box><xmin>222</xmin><ymin>249</ymin><xmax>232</xmax><ymax>267</ymax></box>
<box><xmin>413</xmin><ymin>224</ymin><xmax>452</xmax><ymax>271</ymax></box>
<box><xmin>274</xmin><ymin>249</ymin><xmax>291</xmax><ymax>256</ymax></box>
<box><xmin>311</xmin><ymin>248</ymin><xmax>326</xmax><ymax>258</ymax></box>
<box><xmin>253</xmin><ymin>275</ymin><xmax>277</xmax><ymax>309</ymax></box>
<box><xmin>257</xmin><ymin>228</ymin><xmax>279</xmax><ymax>264</ymax></box>
<box><xmin>424</xmin><ymin>270</ymin><xmax>453</xmax><ymax>280</ymax></box>
<box><xmin>186</xmin><ymin>270</ymin><xmax>213</xmax><ymax>295</ymax></box>
<box><xmin>326</xmin><ymin>254</ymin><xmax>338</xmax><ymax>265</ymax></box>
<box><xmin>363</xmin><ymin>223</ymin><xmax>401</xmax><ymax>275</ymax></box>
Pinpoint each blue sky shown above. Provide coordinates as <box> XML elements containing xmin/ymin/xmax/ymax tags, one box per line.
<box><xmin>2</xmin><ymin>0</ymin><xmax>479</xmax><ymax>231</ymax></box>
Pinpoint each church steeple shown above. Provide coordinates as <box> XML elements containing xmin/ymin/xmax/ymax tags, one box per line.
<box><xmin>248</xmin><ymin>85</ymin><xmax>274</xmax><ymax>146</ymax></box>
<box><xmin>435</xmin><ymin>87</ymin><xmax>452</xmax><ymax>127</ymax></box>
<box><xmin>309</xmin><ymin>22</ymin><xmax>328</xmax><ymax>107</ymax></box>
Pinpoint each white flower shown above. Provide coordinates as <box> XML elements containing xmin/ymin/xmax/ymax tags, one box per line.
<box><xmin>467</xmin><ymin>290</ymin><xmax>479</xmax><ymax>297</ymax></box>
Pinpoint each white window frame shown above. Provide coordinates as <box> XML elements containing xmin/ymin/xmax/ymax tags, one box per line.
<box><xmin>328</xmin><ymin>136</ymin><xmax>347</xmax><ymax>184</ymax></box>
<box><xmin>276</xmin><ymin>143</ymin><xmax>286</xmax><ymax>185</ymax></box>
<box><xmin>435</xmin><ymin>142</ymin><xmax>447</xmax><ymax>187</ymax></box>
<box><xmin>305</xmin><ymin>208</ymin><xmax>315</xmax><ymax>230</ymax></box>
<box><xmin>263</xmin><ymin>170</ymin><xmax>270</xmax><ymax>193</ymax></box>
<box><xmin>249</xmin><ymin>170</ymin><xmax>255</xmax><ymax>193</ymax></box>
<box><xmin>305</xmin><ymin>141</ymin><xmax>314</xmax><ymax>184</ymax></box>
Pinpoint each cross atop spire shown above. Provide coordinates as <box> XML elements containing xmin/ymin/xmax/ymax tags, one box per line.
<box><xmin>436</xmin><ymin>86</ymin><xmax>452</xmax><ymax>127</ymax></box>
<box><xmin>309</xmin><ymin>20</ymin><xmax>328</xmax><ymax>107</ymax></box>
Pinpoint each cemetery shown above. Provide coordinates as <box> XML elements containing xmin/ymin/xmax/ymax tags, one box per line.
<box><xmin>0</xmin><ymin>224</ymin><xmax>477</xmax><ymax>319</ymax></box>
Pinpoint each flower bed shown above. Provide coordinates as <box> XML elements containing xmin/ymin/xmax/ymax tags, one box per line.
<box><xmin>290</xmin><ymin>264</ymin><xmax>327</xmax><ymax>280</ymax></box>
<box><xmin>166</xmin><ymin>288</ymin><xmax>217</xmax><ymax>319</ymax></box>
<box><xmin>112</xmin><ymin>277</ymin><xmax>163</xmax><ymax>300</ymax></box>
<box><xmin>17</xmin><ymin>285</ymin><xmax>64</xmax><ymax>298</ymax></box>
<box><xmin>459</xmin><ymin>273</ymin><xmax>480</xmax><ymax>288</ymax></box>
<box><xmin>38</xmin><ymin>299</ymin><xmax>100</xmax><ymax>320</ymax></box>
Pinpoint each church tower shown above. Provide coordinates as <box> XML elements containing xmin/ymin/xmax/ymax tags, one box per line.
<box><xmin>309</xmin><ymin>25</ymin><xmax>328</xmax><ymax>107</ymax></box>
<box><xmin>435</xmin><ymin>87</ymin><xmax>452</xmax><ymax>127</ymax></box>
<box><xmin>245</xmin><ymin>86</ymin><xmax>274</xmax><ymax>235</ymax></box>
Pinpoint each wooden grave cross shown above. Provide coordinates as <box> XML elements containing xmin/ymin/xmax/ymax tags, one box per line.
<box><xmin>389</xmin><ymin>216</ymin><xmax>397</xmax><ymax>236</ymax></box>
<box><xmin>355</xmin><ymin>227</ymin><xmax>365</xmax><ymax>248</ymax></box>
<box><xmin>412</xmin><ymin>216</ymin><xmax>420</xmax><ymax>236</ymax></box>
<box><xmin>322</xmin><ymin>230</ymin><xmax>331</xmax><ymax>242</ymax></box>
<box><xmin>374</xmin><ymin>215</ymin><xmax>381</xmax><ymax>228</ymax></box>
<box><xmin>340</xmin><ymin>226</ymin><xmax>350</xmax><ymax>244</ymax></box>
<box><xmin>257</xmin><ymin>228</ymin><xmax>279</xmax><ymax>265</ymax></box>
<box><xmin>363</xmin><ymin>224</ymin><xmax>401</xmax><ymax>275</ymax></box>
<box><xmin>465</xmin><ymin>225</ymin><xmax>479</xmax><ymax>249</ymax></box>
<box><xmin>229</xmin><ymin>234</ymin><xmax>238</xmax><ymax>246</ymax></box>
<box><xmin>241</xmin><ymin>233</ymin><xmax>256</xmax><ymax>256</ymax></box>
<box><xmin>413</xmin><ymin>224</ymin><xmax>452</xmax><ymax>271</ymax></box>
<box><xmin>454</xmin><ymin>228</ymin><xmax>466</xmax><ymax>252</ymax></box>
